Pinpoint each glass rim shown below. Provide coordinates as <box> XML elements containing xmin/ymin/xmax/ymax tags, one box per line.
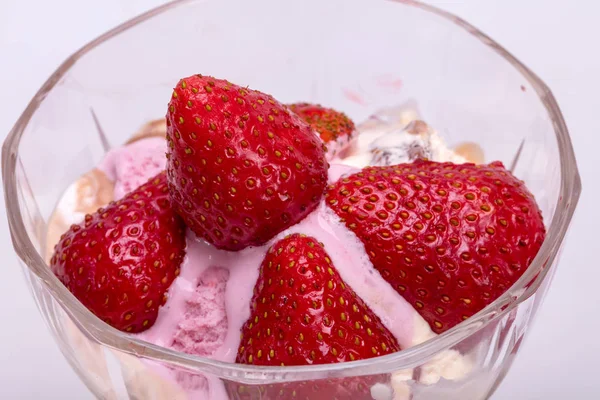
<box><xmin>1</xmin><ymin>0</ymin><xmax>582</xmax><ymax>381</ymax></box>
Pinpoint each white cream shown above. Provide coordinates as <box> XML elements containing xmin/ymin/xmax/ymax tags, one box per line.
<box><xmin>334</xmin><ymin>113</ymin><xmax>467</xmax><ymax>169</ymax></box>
<box><xmin>55</xmin><ymin>182</ymin><xmax>87</xmax><ymax>226</ymax></box>
<box><xmin>370</xmin><ymin>127</ymin><xmax>467</xmax><ymax>165</ymax></box>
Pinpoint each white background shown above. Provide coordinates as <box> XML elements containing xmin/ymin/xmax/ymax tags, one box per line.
<box><xmin>0</xmin><ymin>0</ymin><xmax>598</xmax><ymax>399</ymax></box>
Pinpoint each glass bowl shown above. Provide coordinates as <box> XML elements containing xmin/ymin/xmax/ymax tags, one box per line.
<box><xmin>2</xmin><ymin>0</ymin><xmax>581</xmax><ymax>399</ymax></box>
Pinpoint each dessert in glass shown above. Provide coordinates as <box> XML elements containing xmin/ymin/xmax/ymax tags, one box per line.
<box><xmin>2</xmin><ymin>0</ymin><xmax>581</xmax><ymax>399</ymax></box>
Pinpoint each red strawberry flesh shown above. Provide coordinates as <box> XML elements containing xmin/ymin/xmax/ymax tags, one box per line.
<box><xmin>236</xmin><ymin>233</ymin><xmax>400</xmax><ymax>366</ymax></box>
<box><xmin>166</xmin><ymin>75</ymin><xmax>329</xmax><ymax>251</ymax></box>
<box><xmin>230</xmin><ymin>233</ymin><xmax>400</xmax><ymax>399</ymax></box>
<box><xmin>288</xmin><ymin>102</ymin><xmax>355</xmax><ymax>144</ymax></box>
<box><xmin>325</xmin><ymin>160</ymin><xmax>546</xmax><ymax>334</ymax></box>
<box><xmin>50</xmin><ymin>172</ymin><xmax>186</xmax><ymax>333</ymax></box>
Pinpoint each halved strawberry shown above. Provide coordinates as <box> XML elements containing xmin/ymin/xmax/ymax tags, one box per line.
<box><xmin>288</xmin><ymin>103</ymin><xmax>355</xmax><ymax>145</ymax></box>
<box><xmin>166</xmin><ymin>75</ymin><xmax>328</xmax><ymax>251</ymax></box>
<box><xmin>325</xmin><ymin>160</ymin><xmax>546</xmax><ymax>334</ymax></box>
<box><xmin>50</xmin><ymin>172</ymin><xmax>186</xmax><ymax>333</ymax></box>
<box><xmin>228</xmin><ymin>234</ymin><xmax>400</xmax><ymax>399</ymax></box>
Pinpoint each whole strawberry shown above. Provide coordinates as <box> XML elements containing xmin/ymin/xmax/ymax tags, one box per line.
<box><xmin>50</xmin><ymin>172</ymin><xmax>186</xmax><ymax>333</ymax></box>
<box><xmin>326</xmin><ymin>160</ymin><xmax>545</xmax><ymax>334</ymax></box>
<box><xmin>229</xmin><ymin>234</ymin><xmax>400</xmax><ymax>399</ymax></box>
<box><xmin>288</xmin><ymin>102</ymin><xmax>355</xmax><ymax>158</ymax></box>
<box><xmin>166</xmin><ymin>75</ymin><xmax>328</xmax><ymax>251</ymax></box>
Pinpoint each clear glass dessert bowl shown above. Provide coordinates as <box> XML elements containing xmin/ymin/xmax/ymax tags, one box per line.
<box><xmin>2</xmin><ymin>0</ymin><xmax>581</xmax><ymax>399</ymax></box>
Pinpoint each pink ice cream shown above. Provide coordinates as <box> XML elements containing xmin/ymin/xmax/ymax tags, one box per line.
<box><xmin>50</xmin><ymin>109</ymin><xmax>477</xmax><ymax>399</ymax></box>
<box><xmin>97</xmin><ymin>138</ymin><xmax>232</xmax><ymax>360</ymax></box>
<box><xmin>171</xmin><ymin>267</ymin><xmax>229</xmax><ymax>357</ymax></box>
<box><xmin>91</xmin><ymin>135</ymin><xmax>424</xmax><ymax>398</ymax></box>
<box><xmin>98</xmin><ymin>137</ymin><xmax>166</xmax><ymax>200</ymax></box>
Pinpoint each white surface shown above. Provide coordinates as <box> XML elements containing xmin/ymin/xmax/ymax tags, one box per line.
<box><xmin>0</xmin><ymin>0</ymin><xmax>597</xmax><ymax>399</ymax></box>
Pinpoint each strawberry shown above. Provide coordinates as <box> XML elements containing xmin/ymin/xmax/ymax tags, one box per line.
<box><xmin>227</xmin><ymin>376</ymin><xmax>381</xmax><ymax>400</ymax></box>
<box><xmin>325</xmin><ymin>160</ymin><xmax>546</xmax><ymax>334</ymax></box>
<box><xmin>50</xmin><ymin>172</ymin><xmax>186</xmax><ymax>333</ymax></box>
<box><xmin>288</xmin><ymin>102</ymin><xmax>355</xmax><ymax>145</ymax></box>
<box><xmin>229</xmin><ymin>234</ymin><xmax>400</xmax><ymax>399</ymax></box>
<box><xmin>166</xmin><ymin>75</ymin><xmax>328</xmax><ymax>251</ymax></box>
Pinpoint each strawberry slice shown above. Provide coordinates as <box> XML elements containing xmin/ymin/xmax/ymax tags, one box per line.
<box><xmin>166</xmin><ymin>75</ymin><xmax>328</xmax><ymax>251</ymax></box>
<box><xmin>228</xmin><ymin>234</ymin><xmax>400</xmax><ymax>399</ymax></box>
<box><xmin>50</xmin><ymin>172</ymin><xmax>186</xmax><ymax>333</ymax></box>
<box><xmin>288</xmin><ymin>102</ymin><xmax>355</xmax><ymax>145</ymax></box>
<box><xmin>325</xmin><ymin>160</ymin><xmax>546</xmax><ymax>334</ymax></box>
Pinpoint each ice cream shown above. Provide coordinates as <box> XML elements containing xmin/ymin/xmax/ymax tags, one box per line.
<box><xmin>99</xmin><ymin>135</ymin><xmax>166</xmax><ymax>200</ymax></box>
<box><xmin>170</xmin><ymin>266</ymin><xmax>229</xmax><ymax>357</ymax></box>
<box><xmin>337</xmin><ymin>117</ymin><xmax>469</xmax><ymax>168</ymax></box>
<box><xmin>48</xmin><ymin>105</ymin><xmax>483</xmax><ymax>399</ymax></box>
